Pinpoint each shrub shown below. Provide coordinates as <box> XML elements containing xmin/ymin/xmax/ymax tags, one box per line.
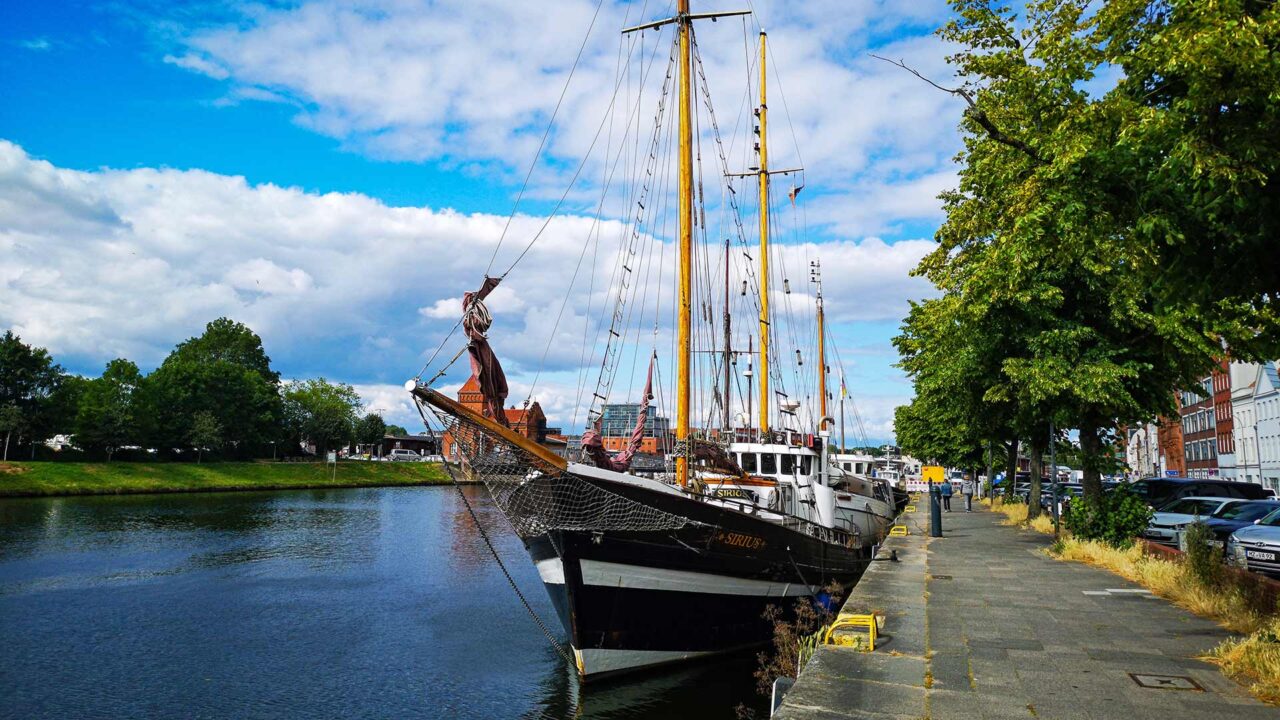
<box><xmin>1061</xmin><ymin>486</ymin><xmax>1152</xmax><ymax>548</ymax></box>
<box><xmin>1183</xmin><ymin>520</ymin><xmax>1225</xmax><ymax>589</ymax></box>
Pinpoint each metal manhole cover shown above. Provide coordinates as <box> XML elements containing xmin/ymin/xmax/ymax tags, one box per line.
<box><xmin>1128</xmin><ymin>673</ymin><xmax>1204</xmax><ymax>691</ymax></box>
<box><xmin>930</xmin><ymin>575</ymin><xmax>953</xmax><ymax>580</ymax></box>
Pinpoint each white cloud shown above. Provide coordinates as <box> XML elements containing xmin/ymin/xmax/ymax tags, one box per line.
<box><xmin>157</xmin><ymin>0</ymin><xmax>964</xmax><ymax>232</ymax></box>
<box><xmin>0</xmin><ymin>140</ymin><xmax>926</xmax><ymax>441</ymax></box>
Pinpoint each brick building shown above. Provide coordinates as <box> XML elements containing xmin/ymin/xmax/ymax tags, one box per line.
<box><xmin>1180</xmin><ymin>376</ymin><xmax>1218</xmax><ymax>478</ymax></box>
<box><xmin>1156</xmin><ymin>411</ymin><xmax>1186</xmax><ymax>477</ymax></box>
<box><xmin>1212</xmin><ymin>358</ymin><xmax>1236</xmax><ymax>479</ymax></box>
<box><xmin>441</xmin><ymin>375</ymin><xmax>558</xmax><ymax>461</ymax></box>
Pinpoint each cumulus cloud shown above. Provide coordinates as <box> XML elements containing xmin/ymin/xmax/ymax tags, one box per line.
<box><xmin>156</xmin><ymin>0</ymin><xmax>964</xmax><ymax>231</ymax></box>
<box><xmin>0</xmin><ymin>140</ymin><xmax>923</xmax><ymax>437</ymax></box>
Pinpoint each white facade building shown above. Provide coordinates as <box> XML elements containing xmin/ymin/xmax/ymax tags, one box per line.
<box><xmin>1125</xmin><ymin>423</ymin><xmax>1159</xmax><ymax>479</ymax></box>
<box><xmin>1257</xmin><ymin>362</ymin><xmax>1280</xmax><ymax>493</ymax></box>
<box><xmin>1232</xmin><ymin>362</ymin><xmax>1262</xmax><ymax>485</ymax></box>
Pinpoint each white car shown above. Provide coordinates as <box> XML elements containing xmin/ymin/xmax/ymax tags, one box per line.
<box><xmin>1143</xmin><ymin>496</ymin><xmax>1246</xmax><ymax>547</ymax></box>
<box><xmin>387</xmin><ymin>449</ymin><xmax>423</xmax><ymax>462</ymax></box>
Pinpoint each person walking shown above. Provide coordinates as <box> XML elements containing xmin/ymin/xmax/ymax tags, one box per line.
<box><xmin>939</xmin><ymin>479</ymin><xmax>954</xmax><ymax>512</ymax></box>
<box><xmin>962</xmin><ymin>476</ymin><xmax>975</xmax><ymax>512</ymax></box>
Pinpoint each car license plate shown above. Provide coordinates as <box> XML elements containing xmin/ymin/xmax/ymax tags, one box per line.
<box><xmin>1245</xmin><ymin>550</ymin><xmax>1277</xmax><ymax>562</ymax></box>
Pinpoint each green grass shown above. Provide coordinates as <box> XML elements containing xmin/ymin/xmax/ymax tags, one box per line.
<box><xmin>0</xmin><ymin>460</ymin><xmax>452</xmax><ymax>497</ymax></box>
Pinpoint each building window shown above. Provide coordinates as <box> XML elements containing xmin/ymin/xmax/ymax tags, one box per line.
<box><xmin>741</xmin><ymin>453</ymin><xmax>757</xmax><ymax>473</ymax></box>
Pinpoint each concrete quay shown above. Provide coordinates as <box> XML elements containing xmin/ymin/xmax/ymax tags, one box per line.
<box><xmin>774</xmin><ymin>503</ymin><xmax>1275</xmax><ymax>719</ymax></box>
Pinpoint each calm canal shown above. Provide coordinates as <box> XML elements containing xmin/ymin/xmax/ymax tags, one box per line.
<box><xmin>0</xmin><ymin>485</ymin><xmax>766</xmax><ymax>719</ymax></box>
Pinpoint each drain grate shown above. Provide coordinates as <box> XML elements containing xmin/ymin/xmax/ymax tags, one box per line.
<box><xmin>930</xmin><ymin>575</ymin><xmax>953</xmax><ymax>580</ymax></box>
<box><xmin>1128</xmin><ymin>673</ymin><xmax>1204</xmax><ymax>691</ymax></box>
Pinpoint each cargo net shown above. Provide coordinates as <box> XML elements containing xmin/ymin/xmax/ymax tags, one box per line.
<box><xmin>425</xmin><ymin>404</ymin><xmax>694</xmax><ymax>539</ymax></box>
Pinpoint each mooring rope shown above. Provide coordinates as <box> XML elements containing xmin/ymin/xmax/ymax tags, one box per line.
<box><xmin>416</xmin><ymin>403</ymin><xmax>574</xmax><ymax>665</ymax></box>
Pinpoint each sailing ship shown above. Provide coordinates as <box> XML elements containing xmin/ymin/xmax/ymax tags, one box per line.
<box><xmin>410</xmin><ymin>1</ymin><xmax>898</xmax><ymax>678</ymax></box>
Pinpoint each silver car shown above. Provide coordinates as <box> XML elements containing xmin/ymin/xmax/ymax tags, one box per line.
<box><xmin>1143</xmin><ymin>496</ymin><xmax>1246</xmax><ymax>547</ymax></box>
<box><xmin>1227</xmin><ymin>510</ymin><xmax>1280</xmax><ymax>577</ymax></box>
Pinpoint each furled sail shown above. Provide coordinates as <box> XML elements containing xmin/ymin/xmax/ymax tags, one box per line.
<box><xmin>582</xmin><ymin>355</ymin><xmax>654</xmax><ymax>471</ymax></box>
<box><xmin>462</xmin><ymin>276</ymin><xmax>509</xmax><ymax>427</ymax></box>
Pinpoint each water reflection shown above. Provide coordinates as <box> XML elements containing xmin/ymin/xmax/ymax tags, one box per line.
<box><xmin>0</xmin><ymin>486</ymin><xmax>763</xmax><ymax>719</ymax></box>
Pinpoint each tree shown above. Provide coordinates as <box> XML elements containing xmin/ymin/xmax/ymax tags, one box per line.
<box><xmin>1095</xmin><ymin>0</ymin><xmax>1280</xmax><ymax>360</ymax></box>
<box><xmin>894</xmin><ymin>0</ymin><xmax>1221</xmax><ymax>501</ymax></box>
<box><xmin>138</xmin><ymin>318</ymin><xmax>284</xmax><ymax>456</ymax></box>
<box><xmin>188</xmin><ymin>411</ymin><xmax>223</xmax><ymax>464</ymax></box>
<box><xmin>0</xmin><ymin>403</ymin><xmax>23</xmax><ymax>461</ymax></box>
<box><xmin>0</xmin><ymin>331</ymin><xmax>62</xmax><ymax>450</ymax></box>
<box><xmin>75</xmin><ymin>359</ymin><xmax>142</xmax><ymax>461</ymax></box>
<box><xmin>355</xmin><ymin>413</ymin><xmax>388</xmax><ymax>445</ymax></box>
<box><xmin>283</xmin><ymin>378</ymin><xmax>362</xmax><ymax>456</ymax></box>
<box><xmin>385</xmin><ymin>424</ymin><xmax>409</xmax><ymax>438</ymax></box>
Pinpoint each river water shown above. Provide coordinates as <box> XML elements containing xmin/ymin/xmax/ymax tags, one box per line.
<box><xmin>0</xmin><ymin>486</ymin><xmax>767</xmax><ymax>719</ymax></box>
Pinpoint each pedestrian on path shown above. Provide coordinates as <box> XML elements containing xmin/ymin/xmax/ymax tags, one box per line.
<box><xmin>939</xmin><ymin>479</ymin><xmax>953</xmax><ymax>511</ymax></box>
<box><xmin>961</xmin><ymin>476</ymin><xmax>974</xmax><ymax>512</ymax></box>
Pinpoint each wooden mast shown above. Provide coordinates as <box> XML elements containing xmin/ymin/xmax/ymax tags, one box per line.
<box><xmin>813</xmin><ymin>259</ymin><xmax>827</xmax><ymax>431</ymax></box>
<box><xmin>675</xmin><ymin>0</ymin><xmax>693</xmax><ymax>487</ymax></box>
<box><xmin>723</xmin><ymin>234</ymin><xmax>732</xmax><ymax>432</ymax></box>
<box><xmin>623</xmin><ymin>3</ymin><xmax>749</xmax><ymax>486</ymax></box>
<box><xmin>756</xmin><ymin>30</ymin><xmax>770</xmax><ymax>436</ymax></box>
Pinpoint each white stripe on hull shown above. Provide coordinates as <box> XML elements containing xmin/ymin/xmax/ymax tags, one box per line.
<box><xmin>579</xmin><ymin>559</ymin><xmax>816</xmax><ymax>597</ymax></box>
<box><xmin>574</xmin><ymin>647</ymin><xmax>715</xmax><ymax>676</ymax></box>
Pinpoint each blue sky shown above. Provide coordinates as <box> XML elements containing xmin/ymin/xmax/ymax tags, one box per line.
<box><xmin>0</xmin><ymin>0</ymin><xmax>963</xmax><ymax>441</ymax></box>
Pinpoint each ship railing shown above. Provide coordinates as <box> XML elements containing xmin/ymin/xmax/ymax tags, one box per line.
<box><xmin>693</xmin><ymin>490</ymin><xmax>859</xmax><ymax>548</ymax></box>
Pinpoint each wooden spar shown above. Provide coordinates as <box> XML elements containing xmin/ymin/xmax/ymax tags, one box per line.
<box><xmin>814</xmin><ymin>259</ymin><xmax>827</xmax><ymax>431</ymax></box>
<box><xmin>756</xmin><ymin>31</ymin><xmax>770</xmax><ymax>435</ymax></box>
<box><xmin>676</xmin><ymin>0</ymin><xmax>693</xmax><ymax>488</ymax></box>
<box><xmin>723</xmin><ymin>234</ymin><xmax>732</xmax><ymax>431</ymax></box>
<box><xmin>412</xmin><ymin>387</ymin><xmax>568</xmax><ymax>471</ymax></box>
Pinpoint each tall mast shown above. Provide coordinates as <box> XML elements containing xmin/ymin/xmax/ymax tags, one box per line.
<box><xmin>756</xmin><ymin>30</ymin><xmax>770</xmax><ymax>435</ymax></box>
<box><xmin>840</xmin><ymin>371</ymin><xmax>846</xmax><ymax>453</ymax></box>
<box><xmin>723</xmin><ymin>234</ymin><xmax>732</xmax><ymax>431</ymax></box>
<box><xmin>812</xmin><ymin>259</ymin><xmax>827</xmax><ymax>431</ymax></box>
<box><xmin>675</xmin><ymin>0</ymin><xmax>693</xmax><ymax>487</ymax></box>
<box><xmin>624</xmin><ymin>3</ymin><xmax>749</xmax><ymax>485</ymax></box>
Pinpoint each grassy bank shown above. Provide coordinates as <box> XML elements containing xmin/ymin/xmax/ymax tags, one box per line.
<box><xmin>0</xmin><ymin>460</ymin><xmax>452</xmax><ymax>497</ymax></box>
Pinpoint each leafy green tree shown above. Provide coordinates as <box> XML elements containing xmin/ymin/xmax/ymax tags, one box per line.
<box><xmin>187</xmin><ymin>411</ymin><xmax>223</xmax><ymax>464</ymax></box>
<box><xmin>355</xmin><ymin>413</ymin><xmax>387</xmax><ymax>445</ymax></box>
<box><xmin>138</xmin><ymin>318</ymin><xmax>284</xmax><ymax>456</ymax></box>
<box><xmin>283</xmin><ymin>378</ymin><xmax>362</xmax><ymax>455</ymax></box>
<box><xmin>75</xmin><ymin>359</ymin><xmax>142</xmax><ymax>461</ymax></box>
<box><xmin>0</xmin><ymin>331</ymin><xmax>62</xmax><ymax>451</ymax></box>
<box><xmin>385</xmin><ymin>424</ymin><xmax>409</xmax><ymax>438</ymax></box>
<box><xmin>1095</xmin><ymin>0</ymin><xmax>1280</xmax><ymax>360</ymax></box>
<box><xmin>0</xmin><ymin>403</ymin><xmax>23</xmax><ymax>461</ymax></box>
<box><xmin>896</xmin><ymin>0</ymin><xmax>1220</xmax><ymax>501</ymax></box>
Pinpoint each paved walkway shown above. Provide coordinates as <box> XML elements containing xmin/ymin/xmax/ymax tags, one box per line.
<box><xmin>776</xmin><ymin>502</ymin><xmax>1275</xmax><ymax>719</ymax></box>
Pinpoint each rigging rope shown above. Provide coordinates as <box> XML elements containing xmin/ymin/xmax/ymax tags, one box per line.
<box><xmin>483</xmin><ymin>0</ymin><xmax>607</xmax><ymax>278</ymax></box>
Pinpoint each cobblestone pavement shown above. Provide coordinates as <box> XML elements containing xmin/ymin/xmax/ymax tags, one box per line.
<box><xmin>776</xmin><ymin>503</ymin><xmax>1276</xmax><ymax>719</ymax></box>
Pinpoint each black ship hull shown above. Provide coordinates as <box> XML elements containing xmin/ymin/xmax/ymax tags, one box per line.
<box><xmin>521</xmin><ymin>469</ymin><xmax>873</xmax><ymax>678</ymax></box>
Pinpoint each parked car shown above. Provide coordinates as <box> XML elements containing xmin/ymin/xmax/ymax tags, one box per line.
<box><xmin>1142</xmin><ymin>496</ymin><xmax>1249</xmax><ymax>547</ymax></box>
<box><xmin>1200</xmin><ymin>500</ymin><xmax>1280</xmax><ymax>545</ymax></box>
<box><xmin>1127</xmin><ymin>477</ymin><xmax>1272</xmax><ymax>509</ymax></box>
<box><xmin>1227</xmin><ymin>509</ymin><xmax>1280</xmax><ymax>577</ymax></box>
<box><xmin>387</xmin><ymin>449</ymin><xmax>423</xmax><ymax>462</ymax></box>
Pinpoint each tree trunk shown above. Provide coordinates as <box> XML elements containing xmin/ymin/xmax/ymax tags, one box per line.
<box><xmin>1005</xmin><ymin>438</ymin><xmax>1019</xmax><ymax>500</ymax></box>
<box><xmin>985</xmin><ymin>441</ymin><xmax>994</xmax><ymax>500</ymax></box>
<box><xmin>1080</xmin><ymin>418</ymin><xmax>1103</xmax><ymax>501</ymax></box>
<box><xmin>107</xmin><ymin>448</ymin><xmax>113</xmax><ymax>463</ymax></box>
<box><xmin>198</xmin><ymin>448</ymin><xmax>203</xmax><ymax>464</ymax></box>
<box><xmin>3</xmin><ymin>430</ymin><xmax>9</xmax><ymax>461</ymax></box>
<box><xmin>1028</xmin><ymin>435</ymin><xmax>1044</xmax><ymax>519</ymax></box>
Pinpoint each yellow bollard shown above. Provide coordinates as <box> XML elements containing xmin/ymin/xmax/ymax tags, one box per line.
<box><xmin>823</xmin><ymin>614</ymin><xmax>881</xmax><ymax>651</ymax></box>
